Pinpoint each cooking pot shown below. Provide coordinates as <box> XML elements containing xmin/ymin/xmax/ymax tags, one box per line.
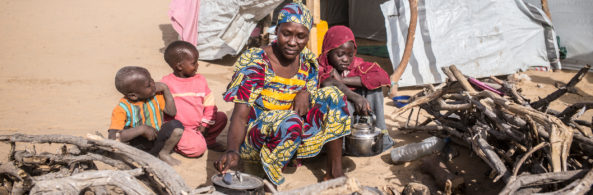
<box><xmin>211</xmin><ymin>171</ymin><xmax>264</xmax><ymax>195</ymax></box>
<box><xmin>345</xmin><ymin>113</ymin><xmax>384</xmax><ymax>156</ymax></box>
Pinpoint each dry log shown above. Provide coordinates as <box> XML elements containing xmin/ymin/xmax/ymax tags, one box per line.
<box><xmin>573</xmin><ymin>119</ymin><xmax>591</xmax><ymax>127</ymax></box>
<box><xmin>489</xmin><ymin>75</ymin><xmax>504</xmax><ymax>85</ymax></box>
<box><xmin>448</xmin><ymin>65</ymin><xmax>476</xmax><ymax>93</ymax></box>
<box><xmin>477</xmin><ymin>91</ymin><xmax>573</xmax><ymax>172</ymax></box>
<box><xmin>500</xmin><ymin>112</ymin><xmax>527</xmax><ymax>128</ymax></box>
<box><xmin>500</xmin><ymin>169</ymin><xmax>588</xmax><ymax>195</ymax></box>
<box><xmin>436</xmin><ymin>99</ymin><xmax>472</xmax><ymax>111</ymax></box>
<box><xmin>0</xmin><ymin>162</ymin><xmax>32</xmax><ymax>194</ymax></box>
<box><xmin>471</xmin><ymin>99</ymin><xmax>523</xmax><ymax>142</ymax></box>
<box><xmin>535</xmin><ymin>168</ymin><xmax>593</xmax><ymax>195</ymax></box>
<box><xmin>511</xmin><ymin>142</ymin><xmax>549</xmax><ymax>181</ymax></box>
<box><xmin>0</xmin><ymin>134</ymin><xmax>191</xmax><ymax>194</ymax></box>
<box><xmin>29</xmin><ymin>168</ymin><xmax>152</xmax><ymax>195</ymax></box>
<box><xmin>531</xmin><ymin>65</ymin><xmax>591</xmax><ymax>110</ymax></box>
<box><xmin>13</xmin><ymin>151</ymin><xmax>130</xmax><ymax>170</ymax></box>
<box><xmin>472</xmin><ymin>134</ymin><xmax>510</xmax><ymax>183</ymax></box>
<box><xmin>392</xmin><ymin>85</ymin><xmax>446</xmax><ymax>118</ymax></box>
<box><xmin>441</xmin><ymin>94</ymin><xmax>468</xmax><ymax>100</ymax></box>
<box><xmin>441</xmin><ymin>66</ymin><xmax>457</xmax><ymax>82</ymax></box>
<box><xmin>496</xmin><ymin>81</ymin><xmax>530</xmax><ymax>106</ymax></box>
<box><xmin>31</xmin><ymin>167</ymin><xmax>70</xmax><ymax>181</ymax></box>
<box><xmin>420</xmin><ymin>155</ymin><xmax>464</xmax><ymax>195</ymax></box>
<box><xmin>557</xmin><ymin>102</ymin><xmax>593</xmax><ymax>124</ymax></box>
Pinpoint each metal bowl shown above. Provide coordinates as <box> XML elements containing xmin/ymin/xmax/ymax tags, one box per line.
<box><xmin>211</xmin><ymin>172</ymin><xmax>264</xmax><ymax>195</ymax></box>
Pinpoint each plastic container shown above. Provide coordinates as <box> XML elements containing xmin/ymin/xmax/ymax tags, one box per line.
<box><xmin>390</xmin><ymin>136</ymin><xmax>448</xmax><ymax>164</ymax></box>
<box><xmin>392</xmin><ymin>95</ymin><xmax>411</xmax><ymax>108</ymax></box>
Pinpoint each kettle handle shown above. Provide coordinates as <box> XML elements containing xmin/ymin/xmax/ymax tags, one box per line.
<box><xmin>354</xmin><ymin>111</ymin><xmax>377</xmax><ymax>131</ymax></box>
<box><xmin>367</xmin><ymin>111</ymin><xmax>376</xmax><ymax>130</ymax></box>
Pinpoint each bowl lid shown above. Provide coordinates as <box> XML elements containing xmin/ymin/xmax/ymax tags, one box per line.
<box><xmin>211</xmin><ymin>172</ymin><xmax>263</xmax><ymax>190</ymax></box>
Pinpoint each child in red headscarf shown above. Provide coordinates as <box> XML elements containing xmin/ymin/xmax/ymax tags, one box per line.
<box><xmin>319</xmin><ymin>25</ymin><xmax>394</xmax><ymax>152</ymax></box>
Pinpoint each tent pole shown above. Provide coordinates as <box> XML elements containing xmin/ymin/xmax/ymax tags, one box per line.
<box><xmin>389</xmin><ymin>0</ymin><xmax>418</xmax><ymax>97</ymax></box>
<box><xmin>541</xmin><ymin>0</ymin><xmax>552</xmax><ymax>20</ymax></box>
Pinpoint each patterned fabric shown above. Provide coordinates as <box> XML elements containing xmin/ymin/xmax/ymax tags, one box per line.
<box><xmin>109</xmin><ymin>95</ymin><xmax>166</xmax><ymax>131</ymax></box>
<box><xmin>277</xmin><ymin>2</ymin><xmax>312</xmax><ymax>30</ymax></box>
<box><xmin>223</xmin><ymin>47</ymin><xmax>351</xmax><ymax>185</ymax></box>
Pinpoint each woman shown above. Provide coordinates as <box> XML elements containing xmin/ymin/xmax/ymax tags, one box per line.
<box><xmin>318</xmin><ymin>25</ymin><xmax>393</xmax><ymax>152</ymax></box>
<box><xmin>214</xmin><ymin>3</ymin><xmax>351</xmax><ymax>185</ymax></box>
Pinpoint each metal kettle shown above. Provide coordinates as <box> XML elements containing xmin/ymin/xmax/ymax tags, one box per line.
<box><xmin>345</xmin><ymin>112</ymin><xmax>384</xmax><ymax>156</ymax></box>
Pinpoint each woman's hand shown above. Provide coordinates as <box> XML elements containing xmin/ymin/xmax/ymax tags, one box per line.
<box><xmin>293</xmin><ymin>90</ymin><xmax>311</xmax><ymax>116</ymax></box>
<box><xmin>214</xmin><ymin>151</ymin><xmax>240</xmax><ymax>174</ymax></box>
<box><xmin>353</xmin><ymin>95</ymin><xmax>371</xmax><ymax>115</ymax></box>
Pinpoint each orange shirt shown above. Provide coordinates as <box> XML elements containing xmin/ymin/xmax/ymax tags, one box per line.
<box><xmin>109</xmin><ymin>94</ymin><xmax>166</xmax><ymax>131</ymax></box>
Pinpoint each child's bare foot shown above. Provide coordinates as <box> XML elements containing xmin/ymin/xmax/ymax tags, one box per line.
<box><xmin>207</xmin><ymin>143</ymin><xmax>226</xmax><ymax>152</ymax></box>
<box><xmin>159</xmin><ymin>153</ymin><xmax>181</xmax><ymax>166</ymax></box>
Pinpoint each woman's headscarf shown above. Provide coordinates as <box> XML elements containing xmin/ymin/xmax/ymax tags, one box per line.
<box><xmin>277</xmin><ymin>2</ymin><xmax>312</xmax><ymax>30</ymax></box>
<box><xmin>318</xmin><ymin>25</ymin><xmax>357</xmax><ymax>83</ymax></box>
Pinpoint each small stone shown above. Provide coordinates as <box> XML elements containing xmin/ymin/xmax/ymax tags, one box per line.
<box><xmin>536</xmin><ymin>84</ymin><xmax>544</xmax><ymax>88</ymax></box>
<box><xmin>223</xmin><ymin>172</ymin><xmax>233</xmax><ymax>185</ymax></box>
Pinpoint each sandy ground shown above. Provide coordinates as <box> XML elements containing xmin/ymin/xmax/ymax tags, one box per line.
<box><xmin>2</xmin><ymin>0</ymin><xmax>593</xmax><ymax>194</ymax></box>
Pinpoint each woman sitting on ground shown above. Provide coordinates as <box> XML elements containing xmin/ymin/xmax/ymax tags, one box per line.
<box><xmin>214</xmin><ymin>3</ymin><xmax>351</xmax><ymax>185</ymax></box>
<box><xmin>318</xmin><ymin>25</ymin><xmax>394</xmax><ymax>151</ymax></box>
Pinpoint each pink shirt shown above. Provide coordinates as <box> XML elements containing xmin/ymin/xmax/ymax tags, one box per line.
<box><xmin>161</xmin><ymin>73</ymin><xmax>217</xmax><ymax>131</ymax></box>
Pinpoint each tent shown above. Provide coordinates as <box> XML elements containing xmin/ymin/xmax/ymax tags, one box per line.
<box><xmin>196</xmin><ymin>0</ymin><xmax>590</xmax><ymax>87</ymax></box>
<box><xmin>196</xmin><ymin>0</ymin><xmax>285</xmax><ymax>60</ymax></box>
<box><xmin>529</xmin><ymin>0</ymin><xmax>593</xmax><ymax>70</ymax></box>
<box><xmin>381</xmin><ymin>0</ymin><xmax>560</xmax><ymax>87</ymax></box>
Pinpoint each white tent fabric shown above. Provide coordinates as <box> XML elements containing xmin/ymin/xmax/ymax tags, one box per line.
<box><xmin>196</xmin><ymin>0</ymin><xmax>284</xmax><ymax>60</ymax></box>
<box><xmin>381</xmin><ymin>0</ymin><xmax>560</xmax><ymax>87</ymax></box>
<box><xmin>547</xmin><ymin>0</ymin><xmax>593</xmax><ymax>69</ymax></box>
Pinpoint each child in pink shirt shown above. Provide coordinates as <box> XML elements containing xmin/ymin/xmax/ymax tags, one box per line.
<box><xmin>161</xmin><ymin>41</ymin><xmax>227</xmax><ymax>157</ymax></box>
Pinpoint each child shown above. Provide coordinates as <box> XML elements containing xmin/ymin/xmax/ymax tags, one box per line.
<box><xmin>160</xmin><ymin>41</ymin><xmax>228</xmax><ymax>157</ymax></box>
<box><xmin>318</xmin><ymin>25</ymin><xmax>394</xmax><ymax>152</ymax></box>
<box><xmin>108</xmin><ymin>66</ymin><xmax>184</xmax><ymax>165</ymax></box>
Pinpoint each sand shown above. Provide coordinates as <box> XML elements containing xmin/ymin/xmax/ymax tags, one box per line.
<box><xmin>2</xmin><ymin>0</ymin><xmax>593</xmax><ymax>194</ymax></box>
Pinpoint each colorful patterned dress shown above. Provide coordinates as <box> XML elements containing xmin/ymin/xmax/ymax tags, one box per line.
<box><xmin>223</xmin><ymin>47</ymin><xmax>351</xmax><ymax>185</ymax></box>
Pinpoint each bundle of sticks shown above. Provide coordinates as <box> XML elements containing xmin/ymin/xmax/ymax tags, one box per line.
<box><xmin>393</xmin><ymin>65</ymin><xmax>593</xmax><ymax>194</ymax></box>
<box><xmin>0</xmin><ymin>133</ymin><xmax>215</xmax><ymax>195</ymax></box>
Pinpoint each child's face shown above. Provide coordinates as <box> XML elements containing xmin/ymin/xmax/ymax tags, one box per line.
<box><xmin>327</xmin><ymin>41</ymin><xmax>355</xmax><ymax>72</ymax></box>
<box><xmin>175</xmin><ymin>53</ymin><xmax>199</xmax><ymax>78</ymax></box>
<box><xmin>126</xmin><ymin>73</ymin><xmax>156</xmax><ymax>101</ymax></box>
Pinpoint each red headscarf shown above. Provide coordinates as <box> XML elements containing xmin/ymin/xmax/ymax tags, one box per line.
<box><xmin>318</xmin><ymin>25</ymin><xmax>356</xmax><ymax>83</ymax></box>
<box><xmin>318</xmin><ymin>26</ymin><xmax>390</xmax><ymax>90</ymax></box>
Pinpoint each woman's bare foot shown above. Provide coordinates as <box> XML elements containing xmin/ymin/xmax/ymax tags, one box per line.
<box><xmin>159</xmin><ymin>152</ymin><xmax>181</xmax><ymax>166</ymax></box>
<box><xmin>207</xmin><ymin>143</ymin><xmax>227</xmax><ymax>152</ymax></box>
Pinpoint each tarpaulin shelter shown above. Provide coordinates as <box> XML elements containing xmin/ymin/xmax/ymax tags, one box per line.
<box><xmin>196</xmin><ymin>0</ymin><xmax>590</xmax><ymax>87</ymax></box>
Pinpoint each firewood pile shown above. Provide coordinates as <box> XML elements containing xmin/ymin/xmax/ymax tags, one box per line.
<box><xmin>393</xmin><ymin>65</ymin><xmax>593</xmax><ymax>194</ymax></box>
<box><xmin>0</xmin><ymin>133</ymin><xmax>215</xmax><ymax>195</ymax></box>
